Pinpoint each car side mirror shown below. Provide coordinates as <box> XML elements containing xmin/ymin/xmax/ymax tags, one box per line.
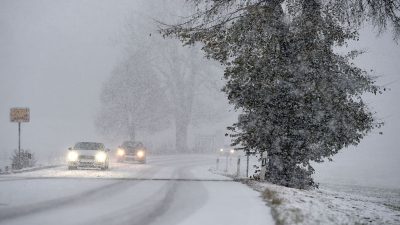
<box><xmin>68</xmin><ymin>147</ymin><xmax>72</xmax><ymax>150</ymax></box>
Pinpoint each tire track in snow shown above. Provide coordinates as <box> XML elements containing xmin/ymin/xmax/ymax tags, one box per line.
<box><xmin>0</xmin><ymin>165</ymin><xmax>161</xmax><ymax>223</ymax></box>
<box><xmin>0</xmin><ymin>155</ymin><xmax>216</xmax><ymax>224</ymax></box>
<box><xmin>88</xmin><ymin>160</ymin><xmax>211</xmax><ymax>225</ymax></box>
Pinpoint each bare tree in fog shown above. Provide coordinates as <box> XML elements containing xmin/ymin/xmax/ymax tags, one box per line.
<box><xmin>96</xmin><ymin>48</ymin><xmax>171</xmax><ymax>141</ymax></box>
<box><xmin>96</xmin><ymin>0</ymin><xmax>228</xmax><ymax>152</ymax></box>
<box><xmin>155</xmin><ymin>40</ymin><xmax>221</xmax><ymax>152</ymax></box>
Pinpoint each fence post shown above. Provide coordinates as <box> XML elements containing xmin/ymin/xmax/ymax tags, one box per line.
<box><xmin>260</xmin><ymin>152</ymin><xmax>267</xmax><ymax>181</ymax></box>
<box><xmin>225</xmin><ymin>154</ymin><xmax>229</xmax><ymax>172</ymax></box>
<box><xmin>236</xmin><ymin>156</ymin><xmax>241</xmax><ymax>177</ymax></box>
<box><xmin>246</xmin><ymin>153</ymin><xmax>249</xmax><ymax>178</ymax></box>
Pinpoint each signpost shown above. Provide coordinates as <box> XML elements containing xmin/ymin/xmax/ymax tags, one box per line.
<box><xmin>260</xmin><ymin>151</ymin><xmax>268</xmax><ymax>181</ymax></box>
<box><xmin>236</xmin><ymin>156</ymin><xmax>241</xmax><ymax>177</ymax></box>
<box><xmin>245</xmin><ymin>150</ymin><xmax>256</xmax><ymax>178</ymax></box>
<box><xmin>246</xmin><ymin>151</ymin><xmax>249</xmax><ymax>177</ymax></box>
<box><xmin>10</xmin><ymin>107</ymin><xmax>30</xmax><ymax>169</ymax></box>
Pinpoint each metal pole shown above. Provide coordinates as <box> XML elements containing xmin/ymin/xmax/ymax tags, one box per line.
<box><xmin>260</xmin><ymin>151</ymin><xmax>265</xmax><ymax>181</ymax></box>
<box><xmin>236</xmin><ymin>156</ymin><xmax>241</xmax><ymax>177</ymax></box>
<box><xmin>225</xmin><ymin>154</ymin><xmax>228</xmax><ymax>172</ymax></box>
<box><xmin>18</xmin><ymin>122</ymin><xmax>21</xmax><ymax>169</ymax></box>
<box><xmin>246</xmin><ymin>153</ymin><xmax>249</xmax><ymax>178</ymax></box>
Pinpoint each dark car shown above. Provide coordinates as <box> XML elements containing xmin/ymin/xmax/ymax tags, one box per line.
<box><xmin>116</xmin><ymin>141</ymin><xmax>147</xmax><ymax>164</ymax></box>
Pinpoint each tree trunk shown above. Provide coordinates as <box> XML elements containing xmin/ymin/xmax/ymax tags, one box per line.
<box><xmin>128</xmin><ymin>118</ymin><xmax>135</xmax><ymax>141</ymax></box>
<box><xmin>175</xmin><ymin>119</ymin><xmax>189</xmax><ymax>152</ymax></box>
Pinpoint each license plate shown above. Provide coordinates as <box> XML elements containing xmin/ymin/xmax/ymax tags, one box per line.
<box><xmin>80</xmin><ymin>160</ymin><xmax>93</xmax><ymax>163</ymax></box>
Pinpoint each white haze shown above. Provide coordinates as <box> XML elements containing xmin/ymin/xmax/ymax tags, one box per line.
<box><xmin>0</xmin><ymin>0</ymin><xmax>399</xmax><ymax>188</ymax></box>
<box><xmin>0</xmin><ymin>0</ymin><xmax>142</xmax><ymax>159</ymax></box>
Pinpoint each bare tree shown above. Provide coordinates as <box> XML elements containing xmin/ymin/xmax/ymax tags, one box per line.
<box><xmin>96</xmin><ymin>48</ymin><xmax>171</xmax><ymax>142</ymax></box>
<box><xmin>101</xmin><ymin>0</ymin><xmax>230</xmax><ymax>152</ymax></box>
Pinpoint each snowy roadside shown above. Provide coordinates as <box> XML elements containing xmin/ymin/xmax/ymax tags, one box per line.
<box><xmin>244</xmin><ymin>180</ymin><xmax>400</xmax><ymax>225</ymax></box>
<box><xmin>210</xmin><ymin>156</ymin><xmax>400</xmax><ymax>225</ymax></box>
<box><xmin>0</xmin><ymin>164</ymin><xmax>63</xmax><ymax>175</ymax></box>
<box><xmin>0</xmin><ymin>154</ymin><xmax>65</xmax><ymax>175</ymax></box>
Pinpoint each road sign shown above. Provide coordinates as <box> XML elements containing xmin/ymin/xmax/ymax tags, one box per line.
<box><xmin>10</xmin><ymin>108</ymin><xmax>30</xmax><ymax>123</ymax></box>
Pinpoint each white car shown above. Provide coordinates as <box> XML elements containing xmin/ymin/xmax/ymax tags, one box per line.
<box><xmin>67</xmin><ymin>142</ymin><xmax>110</xmax><ymax>170</ymax></box>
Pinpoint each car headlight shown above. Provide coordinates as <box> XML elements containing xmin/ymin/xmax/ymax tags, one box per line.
<box><xmin>95</xmin><ymin>152</ymin><xmax>107</xmax><ymax>162</ymax></box>
<box><xmin>137</xmin><ymin>150</ymin><xmax>145</xmax><ymax>158</ymax></box>
<box><xmin>117</xmin><ymin>148</ymin><xmax>125</xmax><ymax>156</ymax></box>
<box><xmin>67</xmin><ymin>151</ymin><xmax>79</xmax><ymax>162</ymax></box>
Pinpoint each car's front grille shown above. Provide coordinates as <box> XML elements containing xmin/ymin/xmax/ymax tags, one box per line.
<box><xmin>79</xmin><ymin>155</ymin><xmax>94</xmax><ymax>160</ymax></box>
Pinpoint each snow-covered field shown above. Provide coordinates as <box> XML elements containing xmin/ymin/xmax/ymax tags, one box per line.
<box><xmin>0</xmin><ymin>154</ymin><xmax>274</xmax><ymax>225</ymax></box>
<box><xmin>214</xmin><ymin>154</ymin><xmax>400</xmax><ymax>225</ymax></box>
<box><xmin>247</xmin><ymin>180</ymin><xmax>400</xmax><ymax>225</ymax></box>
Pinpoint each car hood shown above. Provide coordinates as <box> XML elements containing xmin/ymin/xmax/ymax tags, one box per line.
<box><xmin>74</xmin><ymin>150</ymin><xmax>101</xmax><ymax>156</ymax></box>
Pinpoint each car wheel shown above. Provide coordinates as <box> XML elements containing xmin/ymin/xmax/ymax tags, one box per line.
<box><xmin>101</xmin><ymin>163</ymin><xmax>108</xmax><ymax>170</ymax></box>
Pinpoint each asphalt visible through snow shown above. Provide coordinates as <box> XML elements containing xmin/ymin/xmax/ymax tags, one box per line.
<box><xmin>0</xmin><ymin>154</ymin><xmax>274</xmax><ymax>225</ymax></box>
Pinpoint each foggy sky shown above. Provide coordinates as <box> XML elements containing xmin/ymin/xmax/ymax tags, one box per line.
<box><xmin>0</xmin><ymin>0</ymin><xmax>399</xmax><ymax>187</ymax></box>
<box><xmin>0</xmin><ymin>0</ymin><xmax>140</xmax><ymax>158</ymax></box>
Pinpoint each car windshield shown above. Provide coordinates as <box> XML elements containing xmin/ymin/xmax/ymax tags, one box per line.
<box><xmin>74</xmin><ymin>142</ymin><xmax>104</xmax><ymax>150</ymax></box>
<box><xmin>122</xmin><ymin>141</ymin><xmax>143</xmax><ymax>149</ymax></box>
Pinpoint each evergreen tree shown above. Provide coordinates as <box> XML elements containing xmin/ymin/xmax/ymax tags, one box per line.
<box><xmin>161</xmin><ymin>0</ymin><xmax>398</xmax><ymax>188</ymax></box>
<box><xmin>10</xmin><ymin>149</ymin><xmax>36</xmax><ymax>169</ymax></box>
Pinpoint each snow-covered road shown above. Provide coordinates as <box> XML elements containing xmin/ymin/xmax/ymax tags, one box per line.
<box><xmin>0</xmin><ymin>154</ymin><xmax>274</xmax><ymax>225</ymax></box>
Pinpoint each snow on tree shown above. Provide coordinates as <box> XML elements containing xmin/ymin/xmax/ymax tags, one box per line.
<box><xmin>161</xmin><ymin>0</ymin><xmax>399</xmax><ymax>188</ymax></box>
<box><xmin>10</xmin><ymin>149</ymin><xmax>36</xmax><ymax>169</ymax></box>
